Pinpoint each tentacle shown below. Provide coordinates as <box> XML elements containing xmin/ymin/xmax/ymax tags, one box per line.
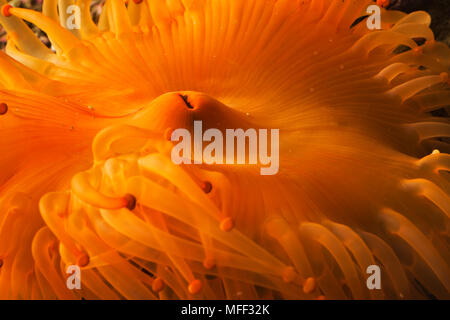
<box><xmin>3</xmin><ymin>6</ymin><xmax>82</xmax><ymax>54</ymax></box>
<box><xmin>405</xmin><ymin>122</ymin><xmax>450</xmax><ymax>142</ymax></box>
<box><xmin>77</xmin><ymin>0</ymin><xmax>100</xmax><ymax>38</ymax></box>
<box><xmin>376</xmin><ymin>63</ymin><xmax>412</xmax><ymax>83</ymax></box>
<box><xmin>324</xmin><ymin>221</ymin><xmax>383</xmax><ymax>299</ymax></box>
<box><xmin>388</xmin><ymin>75</ymin><xmax>447</xmax><ymax>102</ymax></box>
<box><xmin>265</xmin><ymin>216</ymin><xmax>313</xmax><ymax>280</ymax></box>
<box><xmin>31</xmin><ymin>227</ymin><xmax>76</xmax><ymax>299</ymax></box>
<box><xmin>359</xmin><ymin>231</ymin><xmax>411</xmax><ymax>299</ymax></box>
<box><xmin>413</xmin><ymin>91</ymin><xmax>450</xmax><ymax>113</ymax></box>
<box><xmin>299</xmin><ymin>222</ymin><xmax>365</xmax><ymax>299</ymax></box>
<box><xmin>42</xmin><ymin>0</ymin><xmax>59</xmax><ymax>22</ymax></box>
<box><xmin>0</xmin><ymin>3</ymin><xmax>53</xmax><ymax>59</ymax></box>
<box><xmin>380</xmin><ymin>208</ymin><xmax>450</xmax><ymax>295</ymax></box>
<box><xmin>401</xmin><ymin>179</ymin><xmax>450</xmax><ymax>218</ymax></box>
<box><xmin>417</xmin><ymin>152</ymin><xmax>450</xmax><ymax>174</ymax></box>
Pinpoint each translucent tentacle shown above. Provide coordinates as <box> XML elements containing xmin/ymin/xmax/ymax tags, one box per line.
<box><xmin>388</xmin><ymin>75</ymin><xmax>446</xmax><ymax>102</ymax></box>
<box><xmin>359</xmin><ymin>231</ymin><xmax>411</xmax><ymax>299</ymax></box>
<box><xmin>401</xmin><ymin>179</ymin><xmax>450</xmax><ymax>218</ymax></box>
<box><xmin>299</xmin><ymin>222</ymin><xmax>365</xmax><ymax>299</ymax></box>
<box><xmin>417</xmin><ymin>152</ymin><xmax>450</xmax><ymax>174</ymax></box>
<box><xmin>324</xmin><ymin>221</ymin><xmax>382</xmax><ymax>299</ymax></box>
<box><xmin>380</xmin><ymin>208</ymin><xmax>450</xmax><ymax>293</ymax></box>
<box><xmin>6</xmin><ymin>6</ymin><xmax>82</xmax><ymax>53</ymax></box>
<box><xmin>405</xmin><ymin>122</ymin><xmax>450</xmax><ymax>142</ymax></box>
<box><xmin>42</xmin><ymin>0</ymin><xmax>59</xmax><ymax>21</ymax></box>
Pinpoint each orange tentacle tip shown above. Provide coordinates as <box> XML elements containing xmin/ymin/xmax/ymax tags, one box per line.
<box><xmin>303</xmin><ymin>277</ymin><xmax>316</xmax><ymax>294</ymax></box>
<box><xmin>76</xmin><ymin>253</ymin><xmax>90</xmax><ymax>268</ymax></box>
<box><xmin>203</xmin><ymin>258</ymin><xmax>216</xmax><ymax>270</ymax></box>
<box><xmin>124</xmin><ymin>194</ymin><xmax>137</xmax><ymax>211</ymax></box>
<box><xmin>1</xmin><ymin>4</ymin><xmax>12</xmax><ymax>17</ymax></box>
<box><xmin>220</xmin><ymin>217</ymin><xmax>234</xmax><ymax>232</ymax></box>
<box><xmin>0</xmin><ymin>103</ymin><xmax>7</xmax><ymax>115</ymax></box>
<box><xmin>152</xmin><ymin>277</ymin><xmax>165</xmax><ymax>292</ymax></box>
<box><xmin>201</xmin><ymin>181</ymin><xmax>213</xmax><ymax>194</ymax></box>
<box><xmin>188</xmin><ymin>279</ymin><xmax>202</xmax><ymax>295</ymax></box>
<box><xmin>377</xmin><ymin>0</ymin><xmax>390</xmax><ymax>8</ymax></box>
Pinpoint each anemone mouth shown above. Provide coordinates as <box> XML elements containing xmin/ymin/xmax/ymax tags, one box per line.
<box><xmin>0</xmin><ymin>0</ymin><xmax>449</xmax><ymax>300</ymax></box>
<box><xmin>0</xmin><ymin>102</ymin><xmax>7</xmax><ymax>115</ymax></box>
<box><xmin>178</xmin><ymin>94</ymin><xmax>195</xmax><ymax>110</ymax></box>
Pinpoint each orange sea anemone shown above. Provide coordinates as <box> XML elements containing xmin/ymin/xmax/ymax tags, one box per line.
<box><xmin>0</xmin><ymin>0</ymin><xmax>449</xmax><ymax>300</ymax></box>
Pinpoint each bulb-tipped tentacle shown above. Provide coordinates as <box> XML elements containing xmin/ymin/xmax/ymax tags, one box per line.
<box><xmin>299</xmin><ymin>222</ymin><xmax>365</xmax><ymax>299</ymax></box>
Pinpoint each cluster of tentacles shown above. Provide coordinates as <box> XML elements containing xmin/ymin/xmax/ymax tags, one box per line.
<box><xmin>0</xmin><ymin>0</ymin><xmax>449</xmax><ymax>299</ymax></box>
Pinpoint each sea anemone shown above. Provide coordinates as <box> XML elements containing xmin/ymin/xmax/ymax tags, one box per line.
<box><xmin>0</xmin><ymin>0</ymin><xmax>449</xmax><ymax>300</ymax></box>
